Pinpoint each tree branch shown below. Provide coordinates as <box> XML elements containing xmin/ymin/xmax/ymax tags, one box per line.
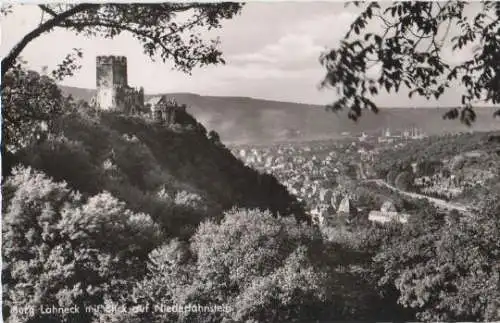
<box><xmin>38</xmin><ymin>4</ymin><xmax>59</xmax><ymax>17</ymax></box>
<box><xmin>51</xmin><ymin>12</ymin><xmax>207</xmax><ymax>66</ymax></box>
<box><xmin>1</xmin><ymin>3</ymin><xmax>97</xmax><ymax>80</ymax></box>
<box><xmin>374</xmin><ymin>14</ymin><xmax>397</xmax><ymax>28</ymax></box>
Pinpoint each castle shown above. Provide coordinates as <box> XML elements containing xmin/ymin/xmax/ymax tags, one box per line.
<box><xmin>92</xmin><ymin>55</ymin><xmax>186</xmax><ymax>124</ymax></box>
<box><xmin>93</xmin><ymin>56</ymin><xmax>144</xmax><ymax>113</ymax></box>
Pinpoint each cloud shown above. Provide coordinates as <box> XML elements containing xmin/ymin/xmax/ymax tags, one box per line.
<box><xmin>230</xmin><ymin>34</ymin><xmax>324</xmax><ymax>65</ymax></box>
<box><xmin>215</xmin><ymin>64</ymin><xmax>320</xmax><ymax>81</ymax></box>
<box><xmin>214</xmin><ymin>11</ymin><xmax>357</xmax><ymax>103</ymax></box>
<box><xmin>295</xmin><ymin>12</ymin><xmax>357</xmax><ymax>46</ymax></box>
<box><xmin>6</xmin><ymin>3</ymin><xmax>471</xmax><ymax>107</ymax></box>
<box><xmin>229</xmin><ymin>11</ymin><xmax>357</xmax><ymax>69</ymax></box>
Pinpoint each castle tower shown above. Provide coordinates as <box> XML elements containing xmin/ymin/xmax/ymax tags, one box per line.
<box><xmin>96</xmin><ymin>56</ymin><xmax>128</xmax><ymax>111</ymax></box>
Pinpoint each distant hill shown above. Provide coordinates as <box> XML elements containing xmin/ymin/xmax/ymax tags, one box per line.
<box><xmin>60</xmin><ymin>86</ymin><xmax>500</xmax><ymax>145</ymax></box>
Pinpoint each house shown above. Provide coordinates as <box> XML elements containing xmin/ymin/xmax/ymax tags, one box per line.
<box><xmin>463</xmin><ymin>150</ymin><xmax>484</xmax><ymax>158</ymax></box>
<box><xmin>380</xmin><ymin>200</ymin><xmax>398</xmax><ymax>213</ymax></box>
<box><xmin>145</xmin><ymin>95</ymin><xmax>186</xmax><ymax>124</ymax></box>
<box><xmin>146</xmin><ymin>96</ymin><xmax>168</xmax><ymax>122</ymax></box>
<box><xmin>337</xmin><ymin>196</ymin><xmax>357</xmax><ymax>217</ymax></box>
<box><xmin>368</xmin><ymin>211</ymin><xmax>410</xmax><ymax>224</ymax></box>
<box><xmin>368</xmin><ymin>200</ymin><xmax>409</xmax><ymax>224</ymax></box>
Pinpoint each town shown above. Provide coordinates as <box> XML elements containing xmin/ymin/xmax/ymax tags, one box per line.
<box><xmin>229</xmin><ymin>129</ymin><xmax>500</xmax><ymax>229</ymax></box>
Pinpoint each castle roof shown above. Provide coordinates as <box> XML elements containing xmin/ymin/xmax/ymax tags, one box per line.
<box><xmin>381</xmin><ymin>200</ymin><xmax>398</xmax><ymax>213</ymax></box>
<box><xmin>368</xmin><ymin>211</ymin><xmax>410</xmax><ymax>224</ymax></box>
<box><xmin>146</xmin><ymin>96</ymin><xmax>166</xmax><ymax>106</ymax></box>
<box><xmin>338</xmin><ymin>196</ymin><xmax>356</xmax><ymax>214</ymax></box>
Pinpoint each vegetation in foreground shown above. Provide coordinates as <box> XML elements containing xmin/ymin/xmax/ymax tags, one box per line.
<box><xmin>2</xmin><ymin>1</ymin><xmax>500</xmax><ymax>321</ymax></box>
<box><xmin>3</xmin><ymin>65</ymin><xmax>500</xmax><ymax>323</ymax></box>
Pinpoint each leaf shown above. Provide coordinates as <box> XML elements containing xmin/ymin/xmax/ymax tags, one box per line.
<box><xmin>365</xmin><ymin>99</ymin><xmax>379</xmax><ymax>113</ymax></box>
<box><xmin>391</xmin><ymin>6</ymin><xmax>397</xmax><ymax>17</ymax></box>
<box><xmin>348</xmin><ymin>110</ymin><xmax>359</xmax><ymax>122</ymax></box>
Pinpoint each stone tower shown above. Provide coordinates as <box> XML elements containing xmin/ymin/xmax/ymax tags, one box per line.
<box><xmin>96</xmin><ymin>56</ymin><xmax>128</xmax><ymax>111</ymax></box>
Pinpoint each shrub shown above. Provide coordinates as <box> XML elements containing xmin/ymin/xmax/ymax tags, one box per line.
<box><xmin>18</xmin><ymin>133</ymin><xmax>103</xmax><ymax>194</ymax></box>
<box><xmin>2</xmin><ymin>65</ymin><xmax>65</xmax><ymax>153</ymax></box>
<box><xmin>100</xmin><ymin>208</ymin><xmax>378</xmax><ymax>322</ymax></box>
<box><xmin>394</xmin><ymin>171</ymin><xmax>414</xmax><ymax>191</ymax></box>
<box><xmin>374</xmin><ymin>195</ymin><xmax>500</xmax><ymax>321</ymax></box>
<box><xmin>2</xmin><ymin>166</ymin><xmax>163</xmax><ymax>323</ymax></box>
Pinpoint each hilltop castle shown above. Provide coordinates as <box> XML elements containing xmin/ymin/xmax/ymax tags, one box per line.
<box><xmin>93</xmin><ymin>56</ymin><xmax>145</xmax><ymax>114</ymax></box>
<box><xmin>91</xmin><ymin>55</ymin><xmax>187</xmax><ymax>125</ymax></box>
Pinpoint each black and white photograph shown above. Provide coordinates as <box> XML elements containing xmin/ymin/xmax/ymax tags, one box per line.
<box><xmin>1</xmin><ymin>1</ymin><xmax>500</xmax><ymax>322</ymax></box>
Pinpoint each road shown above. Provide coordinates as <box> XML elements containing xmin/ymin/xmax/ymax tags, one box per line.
<box><xmin>366</xmin><ymin>179</ymin><xmax>475</xmax><ymax>216</ymax></box>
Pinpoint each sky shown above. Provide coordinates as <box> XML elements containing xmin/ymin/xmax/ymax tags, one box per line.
<box><xmin>0</xmin><ymin>1</ymin><xmax>487</xmax><ymax>106</ymax></box>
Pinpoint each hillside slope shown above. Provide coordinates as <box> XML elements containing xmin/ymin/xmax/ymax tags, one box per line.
<box><xmin>14</xmin><ymin>110</ymin><xmax>306</xmax><ymax>238</ymax></box>
<box><xmin>61</xmin><ymin>86</ymin><xmax>500</xmax><ymax>144</ymax></box>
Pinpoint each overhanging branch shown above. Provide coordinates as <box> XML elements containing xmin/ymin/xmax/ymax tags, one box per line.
<box><xmin>1</xmin><ymin>3</ymin><xmax>97</xmax><ymax>80</ymax></box>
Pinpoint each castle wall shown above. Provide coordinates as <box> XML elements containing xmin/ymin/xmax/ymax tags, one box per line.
<box><xmin>96</xmin><ymin>60</ymin><xmax>113</xmax><ymax>88</ymax></box>
<box><xmin>97</xmin><ymin>87</ymin><xmax>116</xmax><ymax>110</ymax></box>
<box><xmin>118</xmin><ymin>86</ymin><xmax>145</xmax><ymax>114</ymax></box>
<box><xmin>113</xmin><ymin>58</ymin><xmax>128</xmax><ymax>86</ymax></box>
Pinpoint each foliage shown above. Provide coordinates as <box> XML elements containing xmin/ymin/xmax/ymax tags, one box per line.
<box><xmin>416</xmin><ymin>159</ymin><xmax>443</xmax><ymax>176</ymax></box>
<box><xmin>374</xmin><ymin>194</ymin><xmax>500</xmax><ymax>321</ymax></box>
<box><xmin>98</xmin><ymin>208</ymin><xmax>383</xmax><ymax>322</ymax></box>
<box><xmin>14</xmin><ymin>104</ymin><xmax>307</xmax><ymax>237</ymax></box>
<box><xmin>2</xmin><ymin>166</ymin><xmax>163</xmax><ymax>323</ymax></box>
<box><xmin>3</xmin><ymin>57</ymin><xmax>303</xmax><ymax>247</ymax></box>
<box><xmin>373</xmin><ymin>131</ymin><xmax>500</xmax><ymax>178</ymax></box>
<box><xmin>394</xmin><ymin>170</ymin><xmax>414</xmax><ymax>191</ymax></box>
<box><xmin>208</xmin><ymin>130</ymin><xmax>222</xmax><ymax>145</ymax></box>
<box><xmin>1</xmin><ymin>64</ymin><xmax>65</xmax><ymax>153</ymax></box>
<box><xmin>51</xmin><ymin>48</ymin><xmax>84</xmax><ymax>81</ymax></box>
<box><xmin>1</xmin><ymin>3</ymin><xmax>244</xmax><ymax>78</ymax></box>
<box><xmin>174</xmin><ymin>190</ymin><xmax>206</xmax><ymax>210</ymax></box>
<box><xmin>386</xmin><ymin>169</ymin><xmax>399</xmax><ymax>185</ymax></box>
<box><xmin>359</xmin><ymin>180</ymin><xmax>431</xmax><ymax>214</ymax></box>
<box><xmin>19</xmin><ymin>133</ymin><xmax>103</xmax><ymax>194</ymax></box>
<box><xmin>356</xmin><ymin>185</ymin><xmax>405</xmax><ymax>212</ymax></box>
<box><xmin>320</xmin><ymin>2</ymin><xmax>500</xmax><ymax>122</ymax></box>
<box><xmin>1</xmin><ymin>3</ymin><xmax>13</xmax><ymax>16</ymax></box>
